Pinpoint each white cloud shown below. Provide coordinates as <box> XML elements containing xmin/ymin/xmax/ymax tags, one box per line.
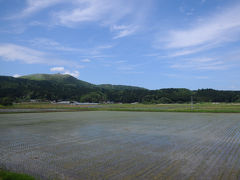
<box><xmin>151</xmin><ymin>3</ymin><xmax>240</xmax><ymax>72</ymax></box>
<box><xmin>88</xmin><ymin>44</ymin><xmax>113</xmax><ymax>55</ymax></box>
<box><xmin>115</xmin><ymin>62</ymin><xmax>146</xmax><ymax>74</ymax></box>
<box><xmin>162</xmin><ymin>73</ymin><xmax>209</xmax><ymax>80</ymax></box>
<box><xmin>13</xmin><ymin>74</ymin><xmax>21</xmax><ymax>78</ymax></box>
<box><xmin>179</xmin><ymin>6</ymin><xmax>195</xmax><ymax>16</ymax></box>
<box><xmin>167</xmin><ymin>43</ymin><xmax>218</xmax><ymax>57</ymax></box>
<box><xmin>96</xmin><ymin>45</ymin><xmax>113</xmax><ymax>50</ymax></box>
<box><xmin>50</xmin><ymin>67</ymin><xmax>65</xmax><ymax>72</ymax></box>
<box><xmin>195</xmin><ymin>76</ymin><xmax>209</xmax><ymax>79</ymax></box>
<box><xmin>8</xmin><ymin>0</ymin><xmax>146</xmax><ymax>38</ymax></box>
<box><xmin>50</xmin><ymin>67</ymin><xmax>80</xmax><ymax>78</ymax></box>
<box><xmin>117</xmin><ymin>66</ymin><xmax>134</xmax><ymax>71</ymax></box>
<box><xmin>9</xmin><ymin>0</ymin><xmax>136</xmax><ymax>26</ymax></box>
<box><xmin>81</xmin><ymin>59</ymin><xmax>91</xmax><ymax>63</ymax></box>
<box><xmin>63</xmin><ymin>70</ymin><xmax>80</xmax><ymax>78</ymax></box>
<box><xmin>0</xmin><ymin>43</ymin><xmax>47</xmax><ymax>64</ymax></box>
<box><xmin>12</xmin><ymin>0</ymin><xmax>64</xmax><ymax>18</ymax></box>
<box><xmin>53</xmin><ymin>0</ymin><xmax>141</xmax><ymax>38</ymax></box>
<box><xmin>29</xmin><ymin>38</ymin><xmax>113</xmax><ymax>58</ymax></box>
<box><xmin>111</xmin><ymin>25</ymin><xmax>138</xmax><ymax>39</ymax></box>
<box><xmin>29</xmin><ymin>38</ymin><xmax>80</xmax><ymax>52</ymax></box>
<box><xmin>163</xmin><ymin>4</ymin><xmax>240</xmax><ymax>49</ymax></box>
<box><xmin>170</xmin><ymin>57</ymin><xmax>229</xmax><ymax>70</ymax></box>
<box><xmin>0</xmin><ymin>43</ymin><xmax>83</xmax><ymax>68</ymax></box>
<box><xmin>7</xmin><ymin>0</ymin><xmax>64</xmax><ymax>19</ymax></box>
<box><xmin>168</xmin><ymin>49</ymin><xmax>240</xmax><ymax>71</ymax></box>
<box><xmin>54</xmin><ymin>0</ymin><xmax>132</xmax><ymax>26</ymax></box>
<box><xmin>115</xmin><ymin>60</ymin><xmax>127</xmax><ymax>64</ymax></box>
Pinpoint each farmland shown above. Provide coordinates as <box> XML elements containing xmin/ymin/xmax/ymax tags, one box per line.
<box><xmin>1</xmin><ymin>102</ymin><xmax>240</xmax><ymax>113</ymax></box>
<box><xmin>1</xmin><ymin>111</ymin><xmax>240</xmax><ymax>179</ymax></box>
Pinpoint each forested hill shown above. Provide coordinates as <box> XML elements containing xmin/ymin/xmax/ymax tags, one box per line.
<box><xmin>0</xmin><ymin>74</ymin><xmax>240</xmax><ymax>104</ymax></box>
<box><xmin>20</xmin><ymin>73</ymin><xmax>95</xmax><ymax>87</ymax></box>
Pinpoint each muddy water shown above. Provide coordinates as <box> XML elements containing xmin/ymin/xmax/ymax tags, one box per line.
<box><xmin>1</xmin><ymin>112</ymin><xmax>240</xmax><ymax>180</ymax></box>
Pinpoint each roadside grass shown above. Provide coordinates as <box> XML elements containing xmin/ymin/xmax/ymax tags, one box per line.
<box><xmin>1</xmin><ymin>102</ymin><xmax>240</xmax><ymax>113</ymax></box>
<box><xmin>0</xmin><ymin>169</ymin><xmax>35</xmax><ymax>180</ymax></box>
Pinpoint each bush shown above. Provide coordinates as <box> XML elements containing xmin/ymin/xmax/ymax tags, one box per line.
<box><xmin>235</xmin><ymin>98</ymin><xmax>240</xmax><ymax>103</ymax></box>
<box><xmin>80</xmin><ymin>92</ymin><xmax>106</xmax><ymax>103</ymax></box>
<box><xmin>0</xmin><ymin>169</ymin><xmax>35</xmax><ymax>180</ymax></box>
<box><xmin>157</xmin><ymin>97</ymin><xmax>173</xmax><ymax>104</ymax></box>
<box><xmin>0</xmin><ymin>97</ymin><xmax>14</xmax><ymax>106</ymax></box>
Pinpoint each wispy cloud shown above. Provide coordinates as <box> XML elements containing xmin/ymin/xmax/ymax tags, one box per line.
<box><xmin>0</xmin><ymin>43</ymin><xmax>83</xmax><ymax>68</ymax></box>
<box><xmin>10</xmin><ymin>0</ymin><xmax>64</xmax><ymax>18</ymax></box>
<box><xmin>95</xmin><ymin>45</ymin><xmax>113</xmax><ymax>50</ymax></box>
<box><xmin>163</xmin><ymin>4</ymin><xmax>240</xmax><ymax>49</ymax></box>
<box><xmin>50</xmin><ymin>66</ymin><xmax>65</xmax><ymax>72</ymax></box>
<box><xmin>89</xmin><ymin>44</ymin><xmax>114</xmax><ymax>55</ymax></box>
<box><xmin>63</xmin><ymin>70</ymin><xmax>80</xmax><ymax>78</ymax></box>
<box><xmin>117</xmin><ymin>66</ymin><xmax>134</xmax><ymax>71</ymax></box>
<box><xmin>195</xmin><ymin>76</ymin><xmax>209</xmax><ymax>79</ymax></box>
<box><xmin>13</xmin><ymin>74</ymin><xmax>21</xmax><ymax>78</ymax></box>
<box><xmin>155</xmin><ymin>3</ymin><xmax>240</xmax><ymax>59</ymax></box>
<box><xmin>150</xmin><ymin>2</ymin><xmax>240</xmax><ymax>74</ymax></box>
<box><xmin>28</xmin><ymin>37</ymin><xmax>113</xmax><ymax>58</ymax></box>
<box><xmin>50</xmin><ymin>66</ymin><xmax>80</xmax><ymax>78</ymax></box>
<box><xmin>179</xmin><ymin>6</ymin><xmax>195</xmax><ymax>16</ymax></box>
<box><xmin>166</xmin><ymin>43</ymin><xmax>218</xmax><ymax>57</ymax></box>
<box><xmin>29</xmin><ymin>38</ymin><xmax>80</xmax><ymax>52</ymax></box>
<box><xmin>54</xmin><ymin>0</ymin><xmax>132</xmax><ymax>26</ymax></box>
<box><xmin>116</xmin><ymin>60</ymin><xmax>127</xmax><ymax>64</ymax></box>
<box><xmin>81</xmin><ymin>59</ymin><xmax>91</xmax><ymax>63</ymax></box>
<box><xmin>168</xmin><ymin>48</ymin><xmax>240</xmax><ymax>71</ymax></box>
<box><xmin>170</xmin><ymin>57</ymin><xmax>229</xmax><ymax>70</ymax></box>
<box><xmin>0</xmin><ymin>43</ymin><xmax>46</xmax><ymax>64</ymax></box>
<box><xmin>111</xmin><ymin>25</ymin><xmax>138</xmax><ymax>39</ymax></box>
<box><xmin>53</xmin><ymin>0</ymin><xmax>141</xmax><ymax>38</ymax></box>
<box><xmin>163</xmin><ymin>73</ymin><xmax>209</xmax><ymax>80</ymax></box>
<box><xmin>9</xmin><ymin>0</ymin><xmax>145</xmax><ymax>38</ymax></box>
<box><xmin>115</xmin><ymin>62</ymin><xmax>146</xmax><ymax>74</ymax></box>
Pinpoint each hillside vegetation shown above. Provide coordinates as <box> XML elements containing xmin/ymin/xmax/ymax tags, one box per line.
<box><xmin>0</xmin><ymin>73</ymin><xmax>240</xmax><ymax>104</ymax></box>
<box><xmin>0</xmin><ymin>169</ymin><xmax>35</xmax><ymax>180</ymax></box>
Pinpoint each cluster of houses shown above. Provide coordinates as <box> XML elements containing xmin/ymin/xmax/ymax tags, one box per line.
<box><xmin>51</xmin><ymin>101</ymin><xmax>99</xmax><ymax>105</ymax></box>
<box><xmin>30</xmin><ymin>99</ymin><xmax>138</xmax><ymax>104</ymax></box>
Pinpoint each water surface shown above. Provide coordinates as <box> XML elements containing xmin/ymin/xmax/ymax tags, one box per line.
<box><xmin>1</xmin><ymin>112</ymin><xmax>240</xmax><ymax>179</ymax></box>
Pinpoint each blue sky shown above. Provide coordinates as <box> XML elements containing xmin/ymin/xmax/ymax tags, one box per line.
<box><xmin>0</xmin><ymin>0</ymin><xmax>240</xmax><ymax>90</ymax></box>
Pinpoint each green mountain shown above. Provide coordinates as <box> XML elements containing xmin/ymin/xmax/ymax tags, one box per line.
<box><xmin>0</xmin><ymin>73</ymin><xmax>240</xmax><ymax>104</ymax></box>
<box><xmin>98</xmin><ymin>84</ymin><xmax>146</xmax><ymax>90</ymax></box>
<box><xmin>20</xmin><ymin>74</ymin><xmax>145</xmax><ymax>90</ymax></box>
<box><xmin>0</xmin><ymin>74</ymin><xmax>149</xmax><ymax>103</ymax></box>
<box><xmin>21</xmin><ymin>73</ymin><xmax>72</xmax><ymax>81</ymax></box>
<box><xmin>21</xmin><ymin>73</ymin><xmax>95</xmax><ymax>88</ymax></box>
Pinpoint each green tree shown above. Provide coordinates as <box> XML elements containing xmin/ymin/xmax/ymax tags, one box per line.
<box><xmin>0</xmin><ymin>97</ymin><xmax>13</xmax><ymax>106</ymax></box>
<box><xmin>157</xmin><ymin>97</ymin><xmax>173</xmax><ymax>104</ymax></box>
<box><xmin>80</xmin><ymin>92</ymin><xmax>106</xmax><ymax>103</ymax></box>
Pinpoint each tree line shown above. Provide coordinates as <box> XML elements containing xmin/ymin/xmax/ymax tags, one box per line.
<box><xmin>0</xmin><ymin>75</ymin><xmax>240</xmax><ymax>105</ymax></box>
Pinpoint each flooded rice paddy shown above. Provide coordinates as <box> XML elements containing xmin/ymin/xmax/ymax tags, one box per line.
<box><xmin>1</xmin><ymin>111</ymin><xmax>240</xmax><ymax>179</ymax></box>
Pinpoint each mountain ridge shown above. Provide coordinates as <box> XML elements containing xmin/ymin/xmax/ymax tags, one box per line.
<box><xmin>20</xmin><ymin>73</ymin><xmax>95</xmax><ymax>88</ymax></box>
<box><xmin>20</xmin><ymin>73</ymin><xmax>146</xmax><ymax>90</ymax></box>
<box><xmin>1</xmin><ymin>73</ymin><xmax>240</xmax><ymax>104</ymax></box>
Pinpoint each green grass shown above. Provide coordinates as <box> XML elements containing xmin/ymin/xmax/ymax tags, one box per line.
<box><xmin>0</xmin><ymin>169</ymin><xmax>35</xmax><ymax>180</ymax></box>
<box><xmin>1</xmin><ymin>102</ymin><xmax>240</xmax><ymax>113</ymax></box>
<box><xmin>83</xmin><ymin>103</ymin><xmax>240</xmax><ymax>113</ymax></box>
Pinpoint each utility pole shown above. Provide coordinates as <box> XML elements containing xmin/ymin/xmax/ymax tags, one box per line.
<box><xmin>191</xmin><ymin>96</ymin><xmax>193</xmax><ymax>111</ymax></box>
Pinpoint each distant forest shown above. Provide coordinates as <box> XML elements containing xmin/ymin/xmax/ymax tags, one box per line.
<box><xmin>0</xmin><ymin>74</ymin><xmax>240</xmax><ymax>105</ymax></box>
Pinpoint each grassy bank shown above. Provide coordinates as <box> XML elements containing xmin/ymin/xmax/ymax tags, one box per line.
<box><xmin>1</xmin><ymin>102</ymin><xmax>240</xmax><ymax>113</ymax></box>
<box><xmin>0</xmin><ymin>169</ymin><xmax>35</xmax><ymax>180</ymax></box>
